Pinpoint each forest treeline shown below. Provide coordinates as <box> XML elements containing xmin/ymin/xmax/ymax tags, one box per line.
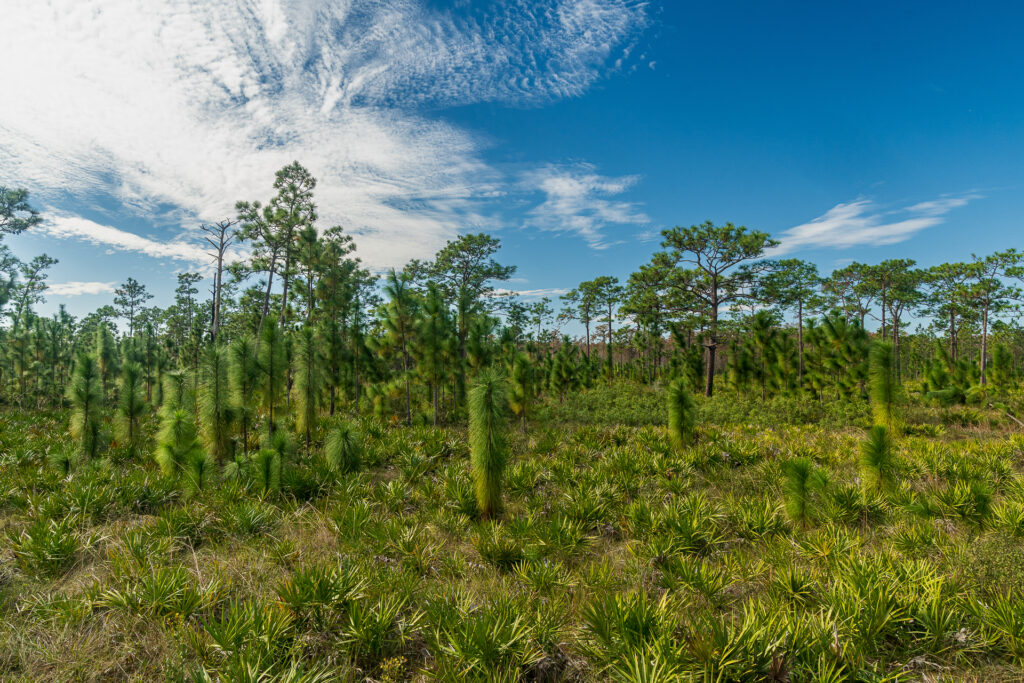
<box><xmin>2</xmin><ymin>163</ymin><xmax>1023</xmax><ymax>437</ymax></box>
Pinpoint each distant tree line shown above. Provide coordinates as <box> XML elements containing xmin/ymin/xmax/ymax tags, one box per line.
<box><xmin>2</xmin><ymin>164</ymin><xmax>1024</xmax><ymax>431</ymax></box>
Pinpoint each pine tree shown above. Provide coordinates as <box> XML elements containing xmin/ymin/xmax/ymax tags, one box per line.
<box><xmin>469</xmin><ymin>368</ymin><xmax>509</xmax><ymax>519</ymax></box>
<box><xmin>67</xmin><ymin>352</ymin><xmax>104</xmax><ymax>459</ymax></box>
<box><xmin>116</xmin><ymin>360</ymin><xmax>147</xmax><ymax>457</ymax></box>
<box><xmin>414</xmin><ymin>282</ymin><xmax>454</xmax><ymax>426</ymax></box>
<box><xmin>184</xmin><ymin>451</ymin><xmax>215</xmax><ymax>495</ymax></box>
<box><xmin>667</xmin><ymin>377</ymin><xmax>697</xmax><ymax>448</ymax></box>
<box><xmin>198</xmin><ymin>345</ymin><xmax>235</xmax><ymax>465</ymax></box>
<box><xmin>990</xmin><ymin>343</ymin><xmax>1016</xmax><ymax>391</ymax></box>
<box><xmin>229</xmin><ymin>335</ymin><xmax>260</xmax><ymax>457</ymax></box>
<box><xmin>259</xmin><ymin>319</ymin><xmax>286</xmax><ymax>434</ymax></box>
<box><xmin>508</xmin><ymin>352</ymin><xmax>533</xmax><ymax>433</ymax></box>
<box><xmin>94</xmin><ymin>323</ymin><xmax>118</xmax><ymax>399</ymax></box>
<box><xmin>381</xmin><ymin>269</ymin><xmax>416</xmax><ymax>426</ymax></box>
<box><xmin>293</xmin><ymin>325</ymin><xmax>324</xmax><ymax>456</ymax></box>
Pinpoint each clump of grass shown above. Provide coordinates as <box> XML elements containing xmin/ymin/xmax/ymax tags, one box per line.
<box><xmin>276</xmin><ymin>562</ymin><xmax>366</xmax><ymax>629</ymax></box>
<box><xmin>7</xmin><ymin>517</ymin><xmax>84</xmax><ymax>576</ymax></box>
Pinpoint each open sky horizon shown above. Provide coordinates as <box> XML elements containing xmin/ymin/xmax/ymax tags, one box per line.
<box><xmin>2</xmin><ymin>1</ymin><xmax>1023</xmax><ymax>321</ymax></box>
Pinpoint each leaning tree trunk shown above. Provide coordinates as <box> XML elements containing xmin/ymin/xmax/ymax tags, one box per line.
<box><xmin>980</xmin><ymin>304</ymin><xmax>990</xmax><ymax>385</ymax></box>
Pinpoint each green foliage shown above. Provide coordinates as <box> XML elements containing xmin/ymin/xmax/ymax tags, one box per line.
<box><xmin>859</xmin><ymin>425</ymin><xmax>895</xmax><ymax>494</ymax></box>
<box><xmin>116</xmin><ymin>361</ymin><xmax>147</xmax><ymax>456</ymax></box>
<box><xmin>67</xmin><ymin>352</ymin><xmax>105</xmax><ymax>459</ymax></box>
<box><xmin>666</xmin><ymin>377</ymin><xmax>697</xmax><ymax>448</ymax></box>
<box><xmin>228</xmin><ymin>334</ymin><xmax>260</xmax><ymax>455</ymax></box>
<box><xmin>198</xmin><ymin>345</ymin><xmax>235</xmax><ymax>465</ymax></box>
<box><xmin>154</xmin><ymin>408</ymin><xmax>205</xmax><ymax>483</ymax></box>
<box><xmin>259</xmin><ymin>318</ymin><xmax>287</xmax><ymax>431</ymax></box>
<box><xmin>292</xmin><ymin>325</ymin><xmax>324</xmax><ymax>454</ymax></box>
<box><xmin>869</xmin><ymin>341</ymin><xmax>902</xmax><ymax>430</ymax></box>
<box><xmin>7</xmin><ymin>516</ymin><xmax>84</xmax><ymax>576</ymax></box>
<box><xmin>323</xmin><ymin>422</ymin><xmax>361</xmax><ymax>474</ymax></box>
<box><xmin>469</xmin><ymin>368</ymin><xmax>510</xmax><ymax>519</ymax></box>
<box><xmin>782</xmin><ymin>457</ymin><xmax>825</xmax><ymax>526</ymax></box>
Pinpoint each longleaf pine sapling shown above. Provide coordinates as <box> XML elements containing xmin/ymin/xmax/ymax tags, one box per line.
<box><xmin>68</xmin><ymin>352</ymin><xmax>104</xmax><ymax>459</ymax></box>
<box><xmin>198</xmin><ymin>345</ymin><xmax>235</xmax><ymax>465</ymax></box>
<box><xmin>860</xmin><ymin>424</ymin><xmax>895</xmax><ymax>495</ymax></box>
<box><xmin>869</xmin><ymin>341</ymin><xmax>902</xmax><ymax>431</ymax></box>
<box><xmin>667</xmin><ymin>377</ymin><xmax>697</xmax><ymax>448</ymax></box>
<box><xmin>324</xmin><ymin>422</ymin><xmax>361</xmax><ymax>474</ymax></box>
<box><xmin>117</xmin><ymin>361</ymin><xmax>147</xmax><ymax>457</ymax></box>
<box><xmin>229</xmin><ymin>335</ymin><xmax>260</xmax><ymax>456</ymax></box>
<box><xmin>469</xmin><ymin>368</ymin><xmax>510</xmax><ymax>519</ymax></box>
<box><xmin>154</xmin><ymin>408</ymin><xmax>204</xmax><ymax>483</ymax></box>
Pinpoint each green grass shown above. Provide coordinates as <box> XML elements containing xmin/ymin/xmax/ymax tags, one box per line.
<box><xmin>2</xmin><ymin>387</ymin><xmax>1024</xmax><ymax>680</ymax></box>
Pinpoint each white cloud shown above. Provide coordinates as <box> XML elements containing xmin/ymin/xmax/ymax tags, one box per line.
<box><xmin>46</xmin><ymin>281</ymin><xmax>117</xmax><ymax>296</ymax></box>
<box><xmin>492</xmin><ymin>287</ymin><xmax>569</xmax><ymax>299</ymax></box>
<box><xmin>771</xmin><ymin>194</ymin><xmax>978</xmax><ymax>255</ymax></box>
<box><xmin>40</xmin><ymin>213</ymin><xmax>216</xmax><ymax>265</ymax></box>
<box><xmin>0</xmin><ymin>0</ymin><xmax>647</xmax><ymax>269</ymax></box>
<box><xmin>523</xmin><ymin>164</ymin><xmax>649</xmax><ymax>249</ymax></box>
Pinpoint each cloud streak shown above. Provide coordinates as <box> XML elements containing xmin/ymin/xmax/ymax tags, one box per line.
<box><xmin>523</xmin><ymin>164</ymin><xmax>649</xmax><ymax>249</ymax></box>
<box><xmin>492</xmin><ymin>287</ymin><xmax>569</xmax><ymax>300</ymax></box>
<box><xmin>771</xmin><ymin>194</ymin><xmax>979</xmax><ymax>255</ymax></box>
<box><xmin>0</xmin><ymin>0</ymin><xmax>647</xmax><ymax>269</ymax></box>
<box><xmin>46</xmin><ymin>281</ymin><xmax>117</xmax><ymax>296</ymax></box>
<box><xmin>40</xmin><ymin>213</ymin><xmax>225</xmax><ymax>266</ymax></box>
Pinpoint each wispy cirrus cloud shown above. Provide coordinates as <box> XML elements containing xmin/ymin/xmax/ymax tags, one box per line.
<box><xmin>771</xmin><ymin>194</ymin><xmax>980</xmax><ymax>255</ymax></box>
<box><xmin>0</xmin><ymin>0</ymin><xmax>648</xmax><ymax>269</ymax></box>
<box><xmin>522</xmin><ymin>164</ymin><xmax>649</xmax><ymax>249</ymax></box>
<box><xmin>46</xmin><ymin>281</ymin><xmax>117</xmax><ymax>297</ymax></box>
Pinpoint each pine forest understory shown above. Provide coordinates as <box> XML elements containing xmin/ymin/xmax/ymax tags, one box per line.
<box><xmin>8</xmin><ymin>169</ymin><xmax>1024</xmax><ymax>682</ymax></box>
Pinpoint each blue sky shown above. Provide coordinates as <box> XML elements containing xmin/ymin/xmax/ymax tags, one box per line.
<box><xmin>2</xmin><ymin>1</ymin><xmax>1022</xmax><ymax>319</ymax></box>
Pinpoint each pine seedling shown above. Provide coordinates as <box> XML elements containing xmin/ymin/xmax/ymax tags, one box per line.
<box><xmin>259</xmin><ymin>319</ymin><xmax>286</xmax><ymax>434</ymax></box>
